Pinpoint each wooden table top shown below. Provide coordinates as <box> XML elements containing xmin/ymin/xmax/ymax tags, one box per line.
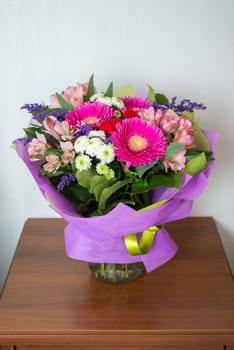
<box><xmin>0</xmin><ymin>217</ymin><xmax>233</xmax><ymax>346</ymax></box>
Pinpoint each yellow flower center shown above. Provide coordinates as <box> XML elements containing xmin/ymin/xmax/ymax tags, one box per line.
<box><xmin>84</xmin><ymin>117</ymin><xmax>98</xmax><ymax>124</ymax></box>
<box><xmin>128</xmin><ymin>135</ymin><xmax>148</xmax><ymax>152</ymax></box>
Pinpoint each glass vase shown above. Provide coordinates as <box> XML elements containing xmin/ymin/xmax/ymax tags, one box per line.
<box><xmin>88</xmin><ymin>262</ymin><xmax>145</xmax><ymax>284</ymax></box>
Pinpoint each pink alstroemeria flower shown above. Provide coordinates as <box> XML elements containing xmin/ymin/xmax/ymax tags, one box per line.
<box><xmin>49</xmin><ymin>83</ymin><xmax>88</xmax><ymax>108</ymax></box>
<box><xmin>60</xmin><ymin>141</ymin><xmax>73</xmax><ymax>152</ymax></box>
<box><xmin>173</xmin><ymin>117</ymin><xmax>194</xmax><ymax>148</ymax></box>
<box><xmin>159</xmin><ymin>111</ymin><xmax>180</xmax><ymax>134</ymax></box>
<box><xmin>27</xmin><ymin>132</ymin><xmax>50</xmax><ymax>160</ymax></box>
<box><xmin>43</xmin><ymin>155</ymin><xmax>61</xmax><ymax>173</ymax></box>
<box><xmin>164</xmin><ymin>148</ymin><xmax>186</xmax><ymax>172</ymax></box>
<box><xmin>43</xmin><ymin>117</ymin><xmax>61</xmax><ymax>140</ymax></box>
<box><xmin>61</xmin><ymin>150</ymin><xmax>75</xmax><ymax>165</ymax></box>
<box><xmin>43</xmin><ymin>117</ymin><xmax>74</xmax><ymax>141</ymax></box>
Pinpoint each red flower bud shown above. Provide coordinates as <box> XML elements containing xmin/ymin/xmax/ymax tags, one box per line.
<box><xmin>123</xmin><ymin>108</ymin><xmax>139</xmax><ymax>119</ymax></box>
<box><xmin>99</xmin><ymin>118</ymin><xmax>121</xmax><ymax>135</ymax></box>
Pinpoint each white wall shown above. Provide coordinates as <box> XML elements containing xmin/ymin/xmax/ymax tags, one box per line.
<box><xmin>1</xmin><ymin>0</ymin><xmax>233</xmax><ymax>290</ymax></box>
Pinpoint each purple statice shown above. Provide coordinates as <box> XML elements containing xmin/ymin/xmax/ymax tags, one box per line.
<box><xmin>152</xmin><ymin>102</ymin><xmax>170</xmax><ymax>111</ymax></box>
<box><xmin>33</xmin><ymin>109</ymin><xmax>67</xmax><ymax>122</ymax></box>
<box><xmin>75</xmin><ymin>124</ymin><xmax>92</xmax><ymax>137</ymax></box>
<box><xmin>22</xmin><ymin>136</ymin><xmax>33</xmax><ymax>145</ymax></box>
<box><xmin>21</xmin><ymin>103</ymin><xmax>68</xmax><ymax>122</ymax></box>
<box><xmin>169</xmin><ymin>97</ymin><xmax>206</xmax><ymax>113</ymax></box>
<box><xmin>21</xmin><ymin>103</ymin><xmax>46</xmax><ymax>114</ymax></box>
<box><xmin>153</xmin><ymin>97</ymin><xmax>206</xmax><ymax>113</ymax></box>
<box><xmin>57</xmin><ymin>174</ymin><xmax>77</xmax><ymax>192</ymax></box>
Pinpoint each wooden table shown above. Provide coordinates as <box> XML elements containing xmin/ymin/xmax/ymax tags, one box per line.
<box><xmin>0</xmin><ymin>217</ymin><xmax>233</xmax><ymax>350</ymax></box>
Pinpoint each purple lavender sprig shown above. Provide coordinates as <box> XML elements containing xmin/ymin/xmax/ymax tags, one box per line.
<box><xmin>21</xmin><ymin>103</ymin><xmax>67</xmax><ymax>122</ymax></box>
<box><xmin>75</xmin><ymin>124</ymin><xmax>92</xmax><ymax>137</ymax></box>
<box><xmin>153</xmin><ymin>97</ymin><xmax>206</xmax><ymax>113</ymax></box>
<box><xmin>21</xmin><ymin>103</ymin><xmax>46</xmax><ymax>114</ymax></box>
<box><xmin>169</xmin><ymin>97</ymin><xmax>206</xmax><ymax>113</ymax></box>
<box><xmin>57</xmin><ymin>174</ymin><xmax>77</xmax><ymax>192</ymax></box>
<box><xmin>35</xmin><ymin>109</ymin><xmax>67</xmax><ymax>122</ymax></box>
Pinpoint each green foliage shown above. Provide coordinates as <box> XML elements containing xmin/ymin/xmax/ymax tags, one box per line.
<box><xmin>114</xmin><ymin>84</ymin><xmax>136</xmax><ymax>97</ymax></box>
<box><xmin>24</xmin><ymin>127</ymin><xmax>42</xmax><ymax>138</ymax></box>
<box><xmin>56</xmin><ymin>93</ymin><xmax>73</xmax><ymax>110</ymax></box>
<box><xmin>184</xmin><ymin>152</ymin><xmax>207</xmax><ymax>176</ymax></box>
<box><xmin>181</xmin><ymin>111</ymin><xmax>209</xmax><ymax>151</ymax></box>
<box><xmin>135</xmin><ymin>159</ymin><xmax>158</xmax><ymax>179</ymax></box>
<box><xmin>98</xmin><ymin>178</ymin><xmax>133</xmax><ymax>212</ymax></box>
<box><xmin>132</xmin><ymin>172</ymin><xmax>182</xmax><ymax>194</ymax></box>
<box><xmin>155</xmin><ymin>93</ymin><xmax>169</xmax><ymax>106</ymax></box>
<box><xmin>84</xmin><ymin>73</ymin><xmax>95</xmax><ymax>101</ymax></box>
<box><xmin>147</xmin><ymin>85</ymin><xmax>156</xmax><ymax>102</ymax></box>
<box><xmin>76</xmin><ymin>169</ymin><xmax>133</xmax><ymax>214</ymax></box>
<box><xmin>105</xmin><ymin>81</ymin><xmax>113</xmax><ymax>97</ymax></box>
<box><xmin>164</xmin><ymin>143</ymin><xmax>184</xmax><ymax>160</ymax></box>
<box><xmin>147</xmin><ymin>86</ymin><xmax>169</xmax><ymax>105</ymax></box>
<box><xmin>49</xmin><ymin>176</ymin><xmax>95</xmax><ymax>210</ymax></box>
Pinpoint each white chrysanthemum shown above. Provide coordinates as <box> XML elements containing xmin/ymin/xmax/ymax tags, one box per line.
<box><xmin>96</xmin><ymin>163</ymin><xmax>109</xmax><ymax>175</ymax></box>
<box><xmin>74</xmin><ymin>136</ymin><xmax>88</xmax><ymax>153</ymax></box>
<box><xmin>90</xmin><ymin>93</ymin><xmax>112</xmax><ymax>106</ymax></box>
<box><xmin>96</xmin><ymin>144</ymin><xmax>115</xmax><ymax>164</ymax></box>
<box><xmin>111</xmin><ymin>97</ymin><xmax>124</xmax><ymax>108</ymax></box>
<box><xmin>88</xmin><ymin>130</ymin><xmax>106</xmax><ymax>140</ymax></box>
<box><xmin>75</xmin><ymin>154</ymin><xmax>92</xmax><ymax>171</ymax></box>
<box><xmin>86</xmin><ymin>137</ymin><xmax>104</xmax><ymax>157</ymax></box>
<box><xmin>96</xmin><ymin>163</ymin><xmax>115</xmax><ymax>179</ymax></box>
<box><xmin>105</xmin><ymin>168</ymin><xmax>115</xmax><ymax>179</ymax></box>
<box><xmin>90</xmin><ymin>93</ymin><xmax>124</xmax><ymax>108</ymax></box>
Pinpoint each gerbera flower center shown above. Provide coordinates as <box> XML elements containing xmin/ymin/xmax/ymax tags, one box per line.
<box><xmin>128</xmin><ymin>135</ymin><xmax>148</xmax><ymax>152</ymax></box>
<box><xmin>83</xmin><ymin>116</ymin><xmax>98</xmax><ymax>124</ymax></box>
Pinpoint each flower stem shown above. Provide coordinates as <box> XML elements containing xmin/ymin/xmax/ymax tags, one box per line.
<box><xmin>100</xmin><ymin>263</ymin><xmax>105</xmax><ymax>277</ymax></box>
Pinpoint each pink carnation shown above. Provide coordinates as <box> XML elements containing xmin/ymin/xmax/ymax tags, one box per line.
<box><xmin>111</xmin><ymin>118</ymin><xmax>167</xmax><ymax>170</ymax></box>
<box><xmin>66</xmin><ymin>102</ymin><xmax>114</xmax><ymax>131</ymax></box>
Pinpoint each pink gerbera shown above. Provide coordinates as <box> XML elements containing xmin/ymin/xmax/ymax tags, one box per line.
<box><xmin>111</xmin><ymin>118</ymin><xmax>167</xmax><ymax>170</ymax></box>
<box><xmin>122</xmin><ymin>96</ymin><xmax>151</xmax><ymax>109</ymax></box>
<box><xmin>66</xmin><ymin>102</ymin><xmax>114</xmax><ymax>131</ymax></box>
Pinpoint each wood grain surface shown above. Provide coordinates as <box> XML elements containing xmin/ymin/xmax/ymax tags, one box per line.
<box><xmin>0</xmin><ymin>217</ymin><xmax>233</xmax><ymax>349</ymax></box>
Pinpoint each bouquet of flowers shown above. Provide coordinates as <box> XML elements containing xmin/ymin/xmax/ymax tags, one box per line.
<box><xmin>14</xmin><ymin>75</ymin><xmax>218</xmax><ymax>283</ymax></box>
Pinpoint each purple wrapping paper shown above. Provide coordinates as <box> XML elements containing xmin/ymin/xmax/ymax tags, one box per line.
<box><xmin>15</xmin><ymin>131</ymin><xmax>219</xmax><ymax>272</ymax></box>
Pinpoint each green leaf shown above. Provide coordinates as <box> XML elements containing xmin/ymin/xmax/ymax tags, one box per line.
<box><xmin>75</xmin><ymin>168</ymin><xmax>96</xmax><ymax>189</ymax></box>
<box><xmin>98</xmin><ymin>178</ymin><xmax>132</xmax><ymax>212</ymax></box>
<box><xmin>114</xmin><ymin>84</ymin><xmax>136</xmax><ymax>97</ymax></box>
<box><xmin>104</xmin><ymin>81</ymin><xmax>113</xmax><ymax>97</ymax></box>
<box><xmin>56</xmin><ymin>93</ymin><xmax>73</xmax><ymax>110</ymax></box>
<box><xmin>23</xmin><ymin>127</ymin><xmax>42</xmax><ymax>138</ymax></box>
<box><xmin>164</xmin><ymin>143</ymin><xmax>184</xmax><ymax>160</ymax></box>
<box><xmin>170</xmin><ymin>171</ymin><xmax>182</xmax><ymax>188</ymax></box>
<box><xmin>132</xmin><ymin>172</ymin><xmax>182</xmax><ymax>194</ymax></box>
<box><xmin>147</xmin><ymin>85</ymin><xmax>156</xmax><ymax>102</ymax></box>
<box><xmin>155</xmin><ymin>93</ymin><xmax>169</xmax><ymax>106</ymax></box>
<box><xmin>184</xmin><ymin>152</ymin><xmax>207</xmax><ymax>176</ymax></box>
<box><xmin>135</xmin><ymin>159</ymin><xmax>158</xmax><ymax>179</ymax></box>
<box><xmin>84</xmin><ymin>73</ymin><xmax>95</xmax><ymax>101</ymax></box>
<box><xmin>90</xmin><ymin>175</ymin><xmax>116</xmax><ymax>201</ymax></box>
<box><xmin>181</xmin><ymin>111</ymin><xmax>209</xmax><ymax>151</ymax></box>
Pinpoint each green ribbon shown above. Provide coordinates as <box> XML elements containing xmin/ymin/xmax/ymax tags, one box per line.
<box><xmin>124</xmin><ymin>199</ymin><xmax>168</xmax><ymax>256</ymax></box>
<box><xmin>124</xmin><ymin>225</ymin><xmax>161</xmax><ymax>256</ymax></box>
